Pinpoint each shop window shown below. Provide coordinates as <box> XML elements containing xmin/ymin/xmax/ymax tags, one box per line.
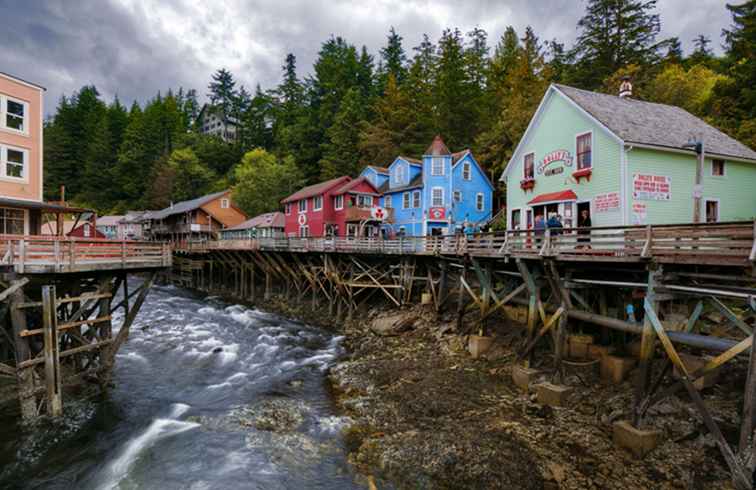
<box><xmin>523</xmin><ymin>153</ymin><xmax>534</xmax><ymax>180</ymax></box>
<box><xmin>576</xmin><ymin>133</ymin><xmax>592</xmax><ymax>170</ymax></box>
<box><xmin>0</xmin><ymin>208</ymin><xmax>24</xmax><ymax>235</ymax></box>
<box><xmin>712</xmin><ymin>159</ymin><xmax>725</xmax><ymax>177</ymax></box>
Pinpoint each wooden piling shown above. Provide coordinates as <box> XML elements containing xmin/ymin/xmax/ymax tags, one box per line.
<box><xmin>42</xmin><ymin>285</ymin><xmax>62</xmax><ymax>416</ymax></box>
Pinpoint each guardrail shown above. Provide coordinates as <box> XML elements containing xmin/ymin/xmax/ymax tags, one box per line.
<box><xmin>0</xmin><ymin>235</ymin><xmax>172</xmax><ymax>273</ymax></box>
<box><xmin>178</xmin><ymin>220</ymin><xmax>756</xmax><ymax>267</ymax></box>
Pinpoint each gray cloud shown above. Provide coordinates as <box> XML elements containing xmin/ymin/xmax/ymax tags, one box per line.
<box><xmin>0</xmin><ymin>0</ymin><xmax>731</xmax><ymax>116</ymax></box>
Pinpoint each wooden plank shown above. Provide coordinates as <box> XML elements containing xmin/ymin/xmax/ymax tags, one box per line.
<box><xmin>42</xmin><ymin>285</ymin><xmax>62</xmax><ymax>416</ymax></box>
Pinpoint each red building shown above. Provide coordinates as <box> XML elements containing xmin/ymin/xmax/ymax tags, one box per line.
<box><xmin>281</xmin><ymin>176</ymin><xmax>390</xmax><ymax>237</ymax></box>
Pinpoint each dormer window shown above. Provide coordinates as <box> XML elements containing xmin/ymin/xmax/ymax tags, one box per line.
<box><xmin>394</xmin><ymin>164</ymin><xmax>404</xmax><ymax>184</ymax></box>
<box><xmin>523</xmin><ymin>153</ymin><xmax>535</xmax><ymax>180</ymax></box>
<box><xmin>431</xmin><ymin>157</ymin><xmax>444</xmax><ymax>176</ymax></box>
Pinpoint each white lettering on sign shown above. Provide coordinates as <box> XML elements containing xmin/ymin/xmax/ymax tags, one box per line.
<box><xmin>633</xmin><ymin>174</ymin><xmax>671</xmax><ymax>201</ymax></box>
<box><xmin>632</xmin><ymin>202</ymin><xmax>647</xmax><ymax>225</ymax></box>
<box><xmin>594</xmin><ymin>192</ymin><xmax>620</xmax><ymax>213</ymax></box>
<box><xmin>537</xmin><ymin>150</ymin><xmax>573</xmax><ymax>175</ymax></box>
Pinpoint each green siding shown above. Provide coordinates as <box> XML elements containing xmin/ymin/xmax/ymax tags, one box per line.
<box><xmin>629</xmin><ymin>149</ymin><xmax>756</xmax><ymax>223</ymax></box>
<box><xmin>506</xmin><ymin>90</ymin><xmax>623</xmax><ymax>227</ymax></box>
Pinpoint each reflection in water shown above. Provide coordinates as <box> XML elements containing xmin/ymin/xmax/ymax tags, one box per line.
<box><xmin>0</xmin><ymin>285</ymin><xmax>361</xmax><ymax>490</ymax></box>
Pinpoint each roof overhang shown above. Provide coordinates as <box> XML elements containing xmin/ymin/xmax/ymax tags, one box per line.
<box><xmin>527</xmin><ymin>190</ymin><xmax>578</xmax><ymax>205</ymax></box>
<box><xmin>0</xmin><ymin>198</ymin><xmax>91</xmax><ymax>214</ymax></box>
<box><xmin>624</xmin><ymin>141</ymin><xmax>756</xmax><ymax>164</ymax></box>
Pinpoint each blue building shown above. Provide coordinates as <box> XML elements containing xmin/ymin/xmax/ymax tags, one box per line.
<box><xmin>360</xmin><ymin>136</ymin><xmax>494</xmax><ymax>236</ymax></box>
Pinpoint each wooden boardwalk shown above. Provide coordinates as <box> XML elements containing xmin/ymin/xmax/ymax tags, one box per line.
<box><xmin>0</xmin><ymin>235</ymin><xmax>172</xmax><ymax>273</ymax></box>
<box><xmin>181</xmin><ymin>221</ymin><xmax>756</xmax><ymax>269</ymax></box>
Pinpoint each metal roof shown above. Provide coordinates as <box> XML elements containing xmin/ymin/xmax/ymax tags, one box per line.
<box><xmin>225</xmin><ymin>212</ymin><xmax>284</xmax><ymax>231</ymax></box>
<box><xmin>555</xmin><ymin>84</ymin><xmax>756</xmax><ymax>162</ymax></box>
<box><xmin>281</xmin><ymin>176</ymin><xmax>351</xmax><ymax>204</ymax></box>
<box><xmin>150</xmin><ymin>190</ymin><xmax>230</xmax><ymax>220</ymax></box>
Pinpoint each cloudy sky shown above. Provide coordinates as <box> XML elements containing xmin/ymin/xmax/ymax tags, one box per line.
<box><xmin>0</xmin><ymin>0</ymin><xmax>732</xmax><ymax>115</ymax></box>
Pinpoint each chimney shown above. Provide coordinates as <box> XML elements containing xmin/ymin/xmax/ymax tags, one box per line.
<box><xmin>170</xmin><ymin>201</ymin><xmax>174</xmax><ymax>209</ymax></box>
<box><xmin>619</xmin><ymin>76</ymin><xmax>632</xmax><ymax>98</ymax></box>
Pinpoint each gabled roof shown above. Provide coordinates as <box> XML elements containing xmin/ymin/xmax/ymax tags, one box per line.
<box><xmin>225</xmin><ymin>212</ymin><xmax>285</xmax><ymax>231</ymax></box>
<box><xmin>555</xmin><ymin>84</ymin><xmax>756</xmax><ymax>162</ymax></box>
<box><xmin>150</xmin><ymin>190</ymin><xmax>230</xmax><ymax>220</ymax></box>
<box><xmin>384</xmin><ymin>174</ymin><xmax>424</xmax><ymax>193</ymax></box>
<box><xmin>97</xmin><ymin>215</ymin><xmax>125</xmax><ymax>226</ymax></box>
<box><xmin>365</xmin><ymin>165</ymin><xmax>390</xmax><ymax>174</ymax></box>
<box><xmin>400</xmin><ymin>156</ymin><xmax>423</xmax><ymax>165</ymax></box>
<box><xmin>451</xmin><ymin>150</ymin><xmax>470</xmax><ymax>165</ymax></box>
<box><xmin>334</xmin><ymin>176</ymin><xmax>381</xmax><ymax>196</ymax></box>
<box><xmin>281</xmin><ymin>176</ymin><xmax>350</xmax><ymax>204</ymax></box>
<box><xmin>425</xmin><ymin>135</ymin><xmax>451</xmax><ymax>156</ymax></box>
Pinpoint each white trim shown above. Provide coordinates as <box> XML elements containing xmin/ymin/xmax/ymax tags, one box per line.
<box><xmin>526</xmin><ymin>197</ymin><xmax>577</xmax><ymax>207</ymax></box>
<box><xmin>620</xmin><ymin>146</ymin><xmax>629</xmax><ymax>225</ymax></box>
<box><xmin>710</xmin><ymin>158</ymin><xmax>727</xmax><ymax>177</ymax></box>
<box><xmin>38</xmin><ymin>89</ymin><xmax>43</xmax><ymax>200</ymax></box>
<box><xmin>384</xmin><ymin>194</ymin><xmax>392</xmax><ymax>208</ymax></box>
<box><xmin>0</xmin><ymin>143</ymin><xmax>30</xmax><ymax>183</ymax></box>
<box><xmin>402</xmin><ymin>192</ymin><xmax>410</xmax><ymax>209</ymax></box>
<box><xmin>431</xmin><ymin>187</ymin><xmax>444</xmax><ymax>207</ymax></box>
<box><xmin>501</xmin><ymin>84</ymin><xmax>624</xmax><ymax>181</ymax></box>
<box><xmin>285</xmin><ymin>203</ymin><xmax>291</xmax><ymax>215</ymax></box>
<box><xmin>298</xmin><ymin>199</ymin><xmax>306</xmax><ymax>213</ymax></box>
<box><xmin>462</xmin><ymin>161</ymin><xmax>472</xmax><ymax>181</ymax></box>
<box><xmin>0</xmin><ymin>94</ymin><xmax>30</xmax><ymax>136</ymax></box>
<box><xmin>334</xmin><ymin>194</ymin><xmax>344</xmax><ymax>210</ymax></box>
<box><xmin>509</xmin><ymin>207</ymin><xmax>522</xmax><ymax>231</ymax></box>
<box><xmin>575</xmin><ymin>130</ymin><xmax>593</xmax><ymax>170</ymax></box>
<box><xmin>431</xmin><ymin>157</ymin><xmax>445</xmax><ymax>176</ymax></box>
<box><xmin>412</xmin><ymin>190</ymin><xmax>421</xmax><ymax>208</ymax></box>
<box><xmin>476</xmin><ymin>192</ymin><xmax>484</xmax><ymax>211</ymax></box>
<box><xmin>220</xmin><ymin>198</ymin><xmax>230</xmax><ymax>209</ymax></box>
<box><xmin>703</xmin><ymin>197</ymin><xmax>720</xmax><ymax>222</ymax></box>
<box><xmin>523</xmin><ymin>152</ymin><xmax>535</xmax><ymax>180</ymax></box>
<box><xmin>312</xmin><ymin>195</ymin><xmax>323</xmax><ymax>212</ymax></box>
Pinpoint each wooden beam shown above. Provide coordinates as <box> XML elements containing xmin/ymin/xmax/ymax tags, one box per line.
<box><xmin>42</xmin><ymin>285</ymin><xmax>62</xmax><ymax>416</ymax></box>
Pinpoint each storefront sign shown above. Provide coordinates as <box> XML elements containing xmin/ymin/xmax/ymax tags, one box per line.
<box><xmin>633</xmin><ymin>174</ymin><xmax>671</xmax><ymax>201</ymax></box>
<box><xmin>298</xmin><ymin>213</ymin><xmax>307</xmax><ymax>225</ymax></box>
<box><xmin>537</xmin><ymin>150</ymin><xmax>573</xmax><ymax>176</ymax></box>
<box><xmin>370</xmin><ymin>207</ymin><xmax>387</xmax><ymax>221</ymax></box>
<box><xmin>428</xmin><ymin>207</ymin><xmax>446</xmax><ymax>220</ymax></box>
<box><xmin>594</xmin><ymin>192</ymin><xmax>620</xmax><ymax>213</ymax></box>
<box><xmin>632</xmin><ymin>202</ymin><xmax>647</xmax><ymax>225</ymax></box>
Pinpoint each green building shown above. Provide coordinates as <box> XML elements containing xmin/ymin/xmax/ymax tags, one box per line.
<box><xmin>501</xmin><ymin>84</ymin><xmax>756</xmax><ymax>230</ymax></box>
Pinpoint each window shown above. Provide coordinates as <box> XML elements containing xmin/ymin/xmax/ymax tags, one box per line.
<box><xmin>431</xmin><ymin>187</ymin><xmax>443</xmax><ymax>207</ymax></box>
<box><xmin>1</xmin><ymin>96</ymin><xmax>27</xmax><ymax>133</ymax></box>
<box><xmin>463</xmin><ymin>162</ymin><xmax>471</xmax><ymax>181</ymax></box>
<box><xmin>403</xmin><ymin>192</ymin><xmax>410</xmax><ymax>209</ymax></box>
<box><xmin>285</xmin><ymin>203</ymin><xmax>291</xmax><ymax>215</ymax></box>
<box><xmin>299</xmin><ymin>225</ymin><xmax>309</xmax><ymax>237</ymax></box>
<box><xmin>334</xmin><ymin>195</ymin><xmax>344</xmax><ymax>210</ymax></box>
<box><xmin>384</xmin><ymin>195</ymin><xmax>392</xmax><ymax>208</ymax></box>
<box><xmin>523</xmin><ymin>153</ymin><xmax>534</xmax><ymax>180</ymax></box>
<box><xmin>220</xmin><ymin>198</ymin><xmax>229</xmax><ymax>209</ymax></box>
<box><xmin>712</xmin><ymin>159</ymin><xmax>725</xmax><ymax>177</ymax></box>
<box><xmin>0</xmin><ymin>145</ymin><xmax>26</xmax><ymax>180</ymax></box>
<box><xmin>511</xmin><ymin>209</ymin><xmax>521</xmax><ymax>230</ymax></box>
<box><xmin>704</xmin><ymin>199</ymin><xmax>720</xmax><ymax>223</ymax></box>
<box><xmin>0</xmin><ymin>208</ymin><xmax>24</xmax><ymax>235</ymax></box>
<box><xmin>431</xmin><ymin>157</ymin><xmax>444</xmax><ymax>176</ymax></box>
<box><xmin>83</xmin><ymin>224</ymin><xmax>91</xmax><ymax>237</ymax></box>
<box><xmin>356</xmin><ymin>195</ymin><xmax>373</xmax><ymax>208</ymax></box>
<box><xmin>394</xmin><ymin>164</ymin><xmax>404</xmax><ymax>183</ymax></box>
<box><xmin>298</xmin><ymin>200</ymin><xmax>306</xmax><ymax>213</ymax></box>
<box><xmin>412</xmin><ymin>190</ymin><xmax>421</xmax><ymax>208</ymax></box>
<box><xmin>453</xmin><ymin>190</ymin><xmax>461</xmax><ymax>203</ymax></box>
<box><xmin>476</xmin><ymin>193</ymin><xmax>484</xmax><ymax>211</ymax></box>
<box><xmin>576</xmin><ymin>133</ymin><xmax>592</xmax><ymax>170</ymax></box>
<box><xmin>313</xmin><ymin>195</ymin><xmax>323</xmax><ymax>211</ymax></box>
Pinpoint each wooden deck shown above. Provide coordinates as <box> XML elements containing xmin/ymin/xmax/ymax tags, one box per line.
<box><xmin>180</xmin><ymin>221</ymin><xmax>756</xmax><ymax>268</ymax></box>
<box><xmin>0</xmin><ymin>236</ymin><xmax>172</xmax><ymax>273</ymax></box>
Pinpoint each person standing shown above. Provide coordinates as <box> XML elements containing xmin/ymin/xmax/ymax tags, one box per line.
<box><xmin>577</xmin><ymin>208</ymin><xmax>591</xmax><ymax>248</ymax></box>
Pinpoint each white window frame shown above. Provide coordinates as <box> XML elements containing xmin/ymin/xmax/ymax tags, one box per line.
<box><xmin>0</xmin><ymin>144</ymin><xmax>29</xmax><ymax>183</ymax></box>
<box><xmin>575</xmin><ymin>131</ymin><xmax>593</xmax><ymax>170</ymax></box>
<box><xmin>0</xmin><ymin>94</ymin><xmax>30</xmax><ymax>136</ymax></box>
<box><xmin>298</xmin><ymin>199</ymin><xmax>307</xmax><ymax>213</ymax></box>
<box><xmin>453</xmin><ymin>190</ymin><xmax>461</xmax><ymax>203</ymax></box>
<box><xmin>510</xmin><ymin>208</ymin><xmax>522</xmax><ymax>230</ymax></box>
<box><xmin>431</xmin><ymin>187</ymin><xmax>444</xmax><ymax>207</ymax></box>
<box><xmin>356</xmin><ymin>194</ymin><xmax>373</xmax><ymax>208</ymax></box>
<box><xmin>710</xmin><ymin>159</ymin><xmax>726</xmax><ymax>177</ymax></box>
<box><xmin>431</xmin><ymin>157</ymin><xmax>444</xmax><ymax>176</ymax></box>
<box><xmin>334</xmin><ymin>194</ymin><xmax>344</xmax><ymax>210</ymax></box>
<box><xmin>394</xmin><ymin>164</ymin><xmax>404</xmax><ymax>184</ymax></box>
<box><xmin>384</xmin><ymin>195</ymin><xmax>392</xmax><ymax>209</ymax></box>
<box><xmin>403</xmin><ymin>192</ymin><xmax>410</xmax><ymax>209</ymax></box>
<box><xmin>285</xmin><ymin>203</ymin><xmax>291</xmax><ymax>215</ymax></box>
<box><xmin>299</xmin><ymin>225</ymin><xmax>309</xmax><ymax>237</ymax></box>
<box><xmin>313</xmin><ymin>195</ymin><xmax>323</xmax><ymax>211</ymax></box>
<box><xmin>412</xmin><ymin>190</ymin><xmax>421</xmax><ymax>208</ymax></box>
<box><xmin>476</xmin><ymin>192</ymin><xmax>484</xmax><ymax>211</ymax></box>
<box><xmin>220</xmin><ymin>198</ymin><xmax>229</xmax><ymax>209</ymax></box>
<box><xmin>523</xmin><ymin>152</ymin><xmax>535</xmax><ymax>180</ymax></box>
<box><xmin>703</xmin><ymin>198</ymin><xmax>720</xmax><ymax>223</ymax></box>
<box><xmin>462</xmin><ymin>161</ymin><xmax>471</xmax><ymax>181</ymax></box>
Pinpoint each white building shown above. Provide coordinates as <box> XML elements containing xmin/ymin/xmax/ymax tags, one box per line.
<box><xmin>197</xmin><ymin>104</ymin><xmax>237</xmax><ymax>143</ymax></box>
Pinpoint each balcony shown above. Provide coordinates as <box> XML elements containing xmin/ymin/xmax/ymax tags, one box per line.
<box><xmin>344</xmin><ymin>206</ymin><xmax>394</xmax><ymax>223</ymax></box>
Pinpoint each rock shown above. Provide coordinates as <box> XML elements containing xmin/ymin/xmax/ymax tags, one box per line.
<box><xmin>547</xmin><ymin>462</ymin><xmax>567</xmax><ymax>483</ymax></box>
<box><xmin>212</xmin><ymin>347</ymin><xmax>223</xmax><ymax>353</ymax></box>
<box><xmin>370</xmin><ymin>313</ymin><xmax>418</xmax><ymax>336</ymax></box>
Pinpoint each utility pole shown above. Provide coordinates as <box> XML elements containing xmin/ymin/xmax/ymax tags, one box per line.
<box><xmin>685</xmin><ymin>140</ymin><xmax>705</xmax><ymax>223</ymax></box>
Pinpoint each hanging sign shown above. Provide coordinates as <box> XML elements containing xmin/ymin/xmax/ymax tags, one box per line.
<box><xmin>370</xmin><ymin>207</ymin><xmax>388</xmax><ymax>221</ymax></box>
<box><xmin>537</xmin><ymin>150</ymin><xmax>574</xmax><ymax>176</ymax></box>
<box><xmin>428</xmin><ymin>207</ymin><xmax>446</xmax><ymax>220</ymax></box>
<box><xmin>297</xmin><ymin>213</ymin><xmax>307</xmax><ymax>226</ymax></box>
<box><xmin>594</xmin><ymin>192</ymin><xmax>620</xmax><ymax>213</ymax></box>
<box><xmin>633</xmin><ymin>174</ymin><xmax>671</xmax><ymax>201</ymax></box>
<box><xmin>632</xmin><ymin>202</ymin><xmax>647</xmax><ymax>225</ymax></box>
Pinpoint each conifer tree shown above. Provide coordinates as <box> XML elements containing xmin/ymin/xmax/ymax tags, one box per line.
<box><xmin>207</xmin><ymin>68</ymin><xmax>237</xmax><ymax>118</ymax></box>
<box><xmin>320</xmin><ymin>87</ymin><xmax>365</xmax><ymax>179</ymax></box>
<box><xmin>378</xmin><ymin>27</ymin><xmax>407</xmax><ymax>92</ymax></box>
<box><xmin>435</xmin><ymin>28</ymin><xmax>473</xmax><ymax>148</ymax></box>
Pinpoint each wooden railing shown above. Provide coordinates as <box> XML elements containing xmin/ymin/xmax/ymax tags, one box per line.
<box><xmin>178</xmin><ymin>221</ymin><xmax>756</xmax><ymax>267</ymax></box>
<box><xmin>0</xmin><ymin>235</ymin><xmax>172</xmax><ymax>273</ymax></box>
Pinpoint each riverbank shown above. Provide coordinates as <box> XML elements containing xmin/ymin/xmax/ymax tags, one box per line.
<box><xmin>320</xmin><ymin>303</ymin><xmax>736</xmax><ymax>490</ymax></box>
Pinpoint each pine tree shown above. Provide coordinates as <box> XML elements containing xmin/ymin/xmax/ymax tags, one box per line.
<box><xmin>663</xmin><ymin>37</ymin><xmax>683</xmax><ymax>65</ymax></box>
<box><xmin>688</xmin><ymin>34</ymin><xmax>714</xmax><ymax>66</ymax></box>
<box><xmin>207</xmin><ymin>68</ymin><xmax>237</xmax><ymax>118</ymax></box>
<box><xmin>378</xmin><ymin>27</ymin><xmax>407</xmax><ymax>92</ymax></box>
<box><xmin>114</xmin><ymin>103</ymin><xmax>150</xmax><ymax>205</ymax></box>
<box><xmin>435</xmin><ymin>28</ymin><xmax>473</xmax><ymax>148</ymax></box>
<box><xmin>401</xmin><ymin>34</ymin><xmax>438</xmax><ymax>155</ymax></box>
<box><xmin>571</xmin><ymin>0</ymin><xmax>663</xmax><ymax>89</ymax></box>
<box><xmin>242</xmin><ymin>85</ymin><xmax>274</xmax><ymax>150</ymax></box>
<box><xmin>320</xmin><ymin>87</ymin><xmax>365</xmax><ymax>179</ymax></box>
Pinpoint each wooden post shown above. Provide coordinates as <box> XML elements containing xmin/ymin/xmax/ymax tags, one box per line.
<box><xmin>264</xmin><ymin>268</ymin><xmax>271</xmax><ymax>301</ymax></box>
<box><xmin>437</xmin><ymin>261</ymin><xmax>448</xmax><ymax>314</ymax></box>
<box><xmin>633</xmin><ymin>267</ymin><xmax>660</xmax><ymax>426</ymax></box>
<box><xmin>42</xmin><ymin>285</ymin><xmax>63</xmax><ymax>416</ymax></box>
<box><xmin>456</xmin><ymin>258</ymin><xmax>469</xmax><ymax>332</ymax></box>
<box><xmin>250</xmin><ymin>261</ymin><xmax>256</xmax><ymax>301</ymax></box>
<box><xmin>739</xmin><ymin>332</ymin><xmax>756</xmax><ymax>453</ymax></box>
<box><xmin>9</xmin><ymin>279</ymin><xmax>35</xmax><ymax>419</ymax></box>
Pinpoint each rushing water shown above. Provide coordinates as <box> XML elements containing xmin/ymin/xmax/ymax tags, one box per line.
<box><xmin>0</xmin><ymin>284</ymin><xmax>364</xmax><ymax>489</ymax></box>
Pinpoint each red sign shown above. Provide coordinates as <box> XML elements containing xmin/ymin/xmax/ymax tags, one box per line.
<box><xmin>537</xmin><ymin>150</ymin><xmax>573</xmax><ymax>175</ymax></box>
<box><xmin>633</xmin><ymin>174</ymin><xmax>671</xmax><ymax>201</ymax></box>
<box><xmin>595</xmin><ymin>192</ymin><xmax>620</xmax><ymax>213</ymax></box>
<box><xmin>428</xmin><ymin>207</ymin><xmax>446</xmax><ymax>220</ymax></box>
<box><xmin>297</xmin><ymin>213</ymin><xmax>307</xmax><ymax>225</ymax></box>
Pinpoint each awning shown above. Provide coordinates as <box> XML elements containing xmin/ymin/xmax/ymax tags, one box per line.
<box><xmin>527</xmin><ymin>190</ymin><xmax>577</xmax><ymax>205</ymax></box>
<box><xmin>0</xmin><ymin>197</ymin><xmax>92</xmax><ymax>214</ymax></box>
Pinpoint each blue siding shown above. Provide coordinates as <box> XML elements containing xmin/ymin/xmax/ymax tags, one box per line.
<box><xmin>360</xmin><ymin>167</ymin><xmax>389</xmax><ymax>189</ymax></box>
<box><xmin>451</xmin><ymin>153</ymin><xmax>493</xmax><ymax>229</ymax></box>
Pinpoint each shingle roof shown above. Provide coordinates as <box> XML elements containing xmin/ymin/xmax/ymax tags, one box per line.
<box><xmin>555</xmin><ymin>84</ymin><xmax>756</xmax><ymax>162</ymax></box>
<box><xmin>384</xmin><ymin>174</ymin><xmax>424</xmax><ymax>193</ymax></box>
<box><xmin>451</xmin><ymin>150</ymin><xmax>470</xmax><ymax>164</ymax></box>
<box><xmin>424</xmin><ymin>135</ymin><xmax>451</xmax><ymax>156</ymax></box>
<box><xmin>226</xmin><ymin>212</ymin><xmax>284</xmax><ymax>231</ymax></box>
<box><xmin>366</xmin><ymin>165</ymin><xmax>390</xmax><ymax>174</ymax></box>
<box><xmin>97</xmin><ymin>215</ymin><xmax>124</xmax><ymax>226</ymax></box>
<box><xmin>400</xmin><ymin>156</ymin><xmax>423</xmax><ymax>165</ymax></box>
<box><xmin>281</xmin><ymin>176</ymin><xmax>350</xmax><ymax>204</ymax></box>
<box><xmin>334</xmin><ymin>176</ymin><xmax>381</xmax><ymax>196</ymax></box>
<box><xmin>150</xmin><ymin>190</ymin><xmax>230</xmax><ymax>220</ymax></box>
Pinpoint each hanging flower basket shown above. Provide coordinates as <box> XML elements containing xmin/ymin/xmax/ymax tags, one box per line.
<box><xmin>520</xmin><ymin>178</ymin><xmax>536</xmax><ymax>191</ymax></box>
<box><xmin>572</xmin><ymin>168</ymin><xmax>592</xmax><ymax>183</ymax></box>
